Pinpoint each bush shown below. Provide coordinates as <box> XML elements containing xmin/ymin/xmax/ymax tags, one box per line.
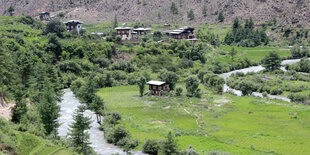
<box><xmin>175</xmin><ymin>87</ymin><xmax>183</xmax><ymax>96</ymax></box>
<box><xmin>270</xmin><ymin>87</ymin><xmax>282</xmax><ymax>95</ymax></box>
<box><xmin>142</xmin><ymin>139</ymin><xmax>161</xmax><ymax>155</ymax></box>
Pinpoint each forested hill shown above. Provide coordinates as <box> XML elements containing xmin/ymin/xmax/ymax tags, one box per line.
<box><xmin>1</xmin><ymin>0</ymin><xmax>310</xmax><ymax>27</ymax></box>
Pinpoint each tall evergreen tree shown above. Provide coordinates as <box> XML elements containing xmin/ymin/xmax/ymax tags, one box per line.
<box><xmin>89</xmin><ymin>95</ymin><xmax>105</xmax><ymax>125</ymax></box>
<box><xmin>69</xmin><ymin>105</ymin><xmax>92</xmax><ymax>155</ymax></box>
<box><xmin>11</xmin><ymin>83</ymin><xmax>27</xmax><ymax>123</ymax></box>
<box><xmin>38</xmin><ymin>83</ymin><xmax>60</xmax><ymax>136</ymax></box>
<box><xmin>8</xmin><ymin>5</ymin><xmax>14</xmax><ymax>16</ymax></box>
<box><xmin>187</xmin><ymin>9</ymin><xmax>195</xmax><ymax>20</ymax></box>
<box><xmin>137</xmin><ymin>76</ymin><xmax>146</xmax><ymax>97</ymax></box>
<box><xmin>202</xmin><ymin>5</ymin><xmax>207</xmax><ymax>17</ymax></box>
<box><xmin>218</xmin><ymin>11</ymin><xmax>224</xmax><ymax>22</ymax></box>
<box><xmin>113</xmin><ymin>15</ymin><xmax>118</xmax><ymax>28</ymax></box>
<box><xmin>159</xmin><ymin>132</ymin><xmax>179</xmax><ymax>155</ymax></box>
<box><xmin>170</xmin><ymin>2</ymin><xmax>178</xmax><ymax>14</ymax></box>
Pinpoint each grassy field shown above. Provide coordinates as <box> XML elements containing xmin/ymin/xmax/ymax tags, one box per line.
<box><xmin>216</xmin><ymin>46</ymin><xmax>291</xmax><ymax>63</ymax></box>
<box><xmin>98</xmin><ymin>85</ymin><xmax>310</xmax><ymax>154</ymax></box>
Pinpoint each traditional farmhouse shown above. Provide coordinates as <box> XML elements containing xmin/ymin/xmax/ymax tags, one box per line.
<box><xmin>39</xmin><ymin>12</ymin><xmax>50</xmax><ymax>21</ymax></box>
<box><xmin>64</xmin><ymin>20</ymin><xmax>83</xmax><ymax>33</ymax></box>
<box><xmin>147</xmin><ymin>81</ymin><xmax>170</xmax><ymax>96</ymax></box>
<box><xmin>164</xmin><ymin>26</ymin><xmax>195</xmax><ymax>40</ymax></box>
<box><xmin>115</xmin><ymin>24</ymin><xmax>132</xmax><ymax>40</ymax></box>
<box><xmin>133</xmin><ymin>28</ymin><xmax>152</xmax><ymax>35</ymax></box>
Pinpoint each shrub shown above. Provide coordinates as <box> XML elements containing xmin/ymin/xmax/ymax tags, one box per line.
<box><xmin>270</xmin><ymin>87</ymin><xmax>282</xmax><ymax>95</ymax></box>
<box><xmin>142</xmin><ymin>139</ymin><xmax>161</xmax><ymax>154</ymax></box>
<box><xmin>175</xmin><ymin>87</ymin><xmax>183</xmax><ymax>96</ymax></box>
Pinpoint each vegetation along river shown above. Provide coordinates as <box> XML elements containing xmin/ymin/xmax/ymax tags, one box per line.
<box><xmin>57</xmin><ymin>58</ymin><xmax>307</xmax><ymax>155</ymax></box>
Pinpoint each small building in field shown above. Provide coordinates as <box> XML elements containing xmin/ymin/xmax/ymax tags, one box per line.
<box><xmin>39</xmin><ymin>12</ymin><xmax>50</xmax><ymax>21</ymax></box>
<box><xmin>147</xmin><ymin>81</ymin><xmax>170</xmax><ymax>96</ymax></box>
<box><xmin>116</xmin><ymin>26</ymin><xmax>132</xmax><ymax>40</ymax></box>
<box><xmin>133</xmin><ymin>28</ymin><xmax>152</xmax><ymax>35</ymax></box>
<box><xmin>64</xmin><ymin>20</ymin><xmax>83</xmax><ymax>33</ymax></box>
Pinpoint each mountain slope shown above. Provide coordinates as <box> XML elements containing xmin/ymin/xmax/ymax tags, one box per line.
<box><xmin>1</xmin><ymin>0</ymin><xmax>310</xmax><ymax>27</ymax></box>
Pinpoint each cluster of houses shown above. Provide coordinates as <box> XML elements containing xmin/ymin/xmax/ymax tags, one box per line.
<box><xmin>115</xmin><ymin>24</ymin><xmax>198</xmax><ymax>43</ymax></box>
<box><xmin>38</xmin><ymin>11</ymin><xmax>197</xmax><ymax>43</ymax></box>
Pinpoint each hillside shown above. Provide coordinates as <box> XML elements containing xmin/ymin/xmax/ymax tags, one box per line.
<box><xmin>1</xmin><ymin>0</ymin><xmax>310</xmax><ymax>27</ymax></box>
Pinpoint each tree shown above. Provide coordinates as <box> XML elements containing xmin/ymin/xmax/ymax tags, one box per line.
<box><xmin>143</xmin><ymin>139</ymin><xmax>161</xmax><ymax>154</ymax></box>
<box><xmin>46</xmin><ymin>34</ymin><xmax>62</xmax><ymax>61</ymax></box>
<box><xmin>185</xmin><ymin>76</ymin><xmax>200</xmax><ymax>97</ymax></box>
<box><xmin>159</xmin><ymin>131</ymin><xmax>178</xmax><ymax>155</ymax></box>
<box><xmin>245</xmin><ymin>18</ymin><xmax>254</xmax><ymax>29</ymax></box>
<box><xmin>159</xmin><ymin>70</ymin><xmax>179</xmax><ymax>90</ymax></box>
<box><xmin>187</xmin><ymin>9</ymin><xmax>195</xmax><ymax>20</ymax></box>
<box><xmin>261</xmin><ymin>51</ymin><xmax>282</xmax><ymax>71</ymax></box>
<box><xmin>113</xmin><ymin>15</ymin><xmax>118</xmax><ymax>28</ymax></box>
<box><xmin>89</xmin><ymin>95</ymin><xmax>105</xmax><ymax>125</ymax></box>
<box><xmin>69</xmin><ymin>105</ymin><xmax>92</xmax><ymax>155</ymax></box>
<box><xmin>170</xmin><ymin>2</ymin><xmax>178</xmax><ymax>14</ymax></box>
<box><xmin>43</xmin><ymin>19</ymin><xmax>66</xmax><ymax>37</ymax></box>
<box><xmin>38</xmin><ymin>83</ymin><xmax>60</xmax><ymax>136</ymax></box>
<box><xmin>11</xmin><ymin>84</ymin><xmax>27</xmax><ymax>123</ymax></box>
<box><xmin>202</xmin><ymin>5</ymin><xmax>207</xmax><ymax>17</ymax></box>
<box><xmin>239</xmin><ymin>80</ymin><xmax>256</xmax><ymax>96</ymax></box>
<box><xmin>137</xmin><ymin>76</ymin><xmax>146</xmax><ymax>97</ymax></box>
<box><xmin>218</xmin><ymin>11</ymin><xmax>224</xmax><ymax>22</ymax></box>
<box><xmin>228</xmin><ymin>47</ymin><xmax>237</xmax><ymax>69</ymax></box>
<box><xmin>153</xmin><ymin>31</ymin><xmax>162</xmax><ymax>41</ymax></box>
<box><xmin>8</xmin><ymin>5</ymin><xmax>14</xmax><ymax>16</ymax></box>
<box><xmin>0</xmin><ymin>45</ymin><xmax>14</xmax><ymax>107</ymax></box>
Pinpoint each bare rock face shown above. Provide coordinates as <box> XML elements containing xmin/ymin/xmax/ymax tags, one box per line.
<box><xmin>0</xmin><ymin>0</ymin><xmax>309</xmax><ymax>27</ymax></box>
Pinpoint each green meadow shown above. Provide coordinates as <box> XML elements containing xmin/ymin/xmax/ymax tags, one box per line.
<box><xmin>217</xmin><ymin>46</ymin><xmax>291</xmax><ymax>63</ymax></box>
<box><xmin>98</xmin><ymin>85</ymin><xmax>310</xmax><ymax>154</ymax></box>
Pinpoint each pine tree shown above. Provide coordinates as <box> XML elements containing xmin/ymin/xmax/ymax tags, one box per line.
<box><xmin>262</xmin><ymin>51</ymin><xmax>282</xmax><ymax>71</ymax></box>
<box><xmin>218</xmin><ymin>11</ymin><xmax>225</xmax><ymax>22</ymax></box>
<box><xmin>170</xmin><ymin>2</ymin><xmax>178</xmax><ymax>14</ymax></box>
<box><xmin>137</xmin><ymin>76</ymin><xmax>146</xmax><ymax>97</ymax></box>
<box><xmin>8</xmin><ymin>5</ymin><xmax>14</xmax><ymax>16</ymax></box>
<box><xmin>38</xmin><ymin>83</ymin><xmax>60</xmax><ymax>136</ymax></box>
<box><xmin>113</xmin><ymin>15</ymin><xmax>118</xmax><ymax>28</ymax></box>
<box><xmin>11</xmin><ymin>83</ymin><xmax>27</xmax><ymax>123</ymax></box>
<box><xmin>89</xmin><ymin>95</ymin><xmax>105</xmax><ymax>125</ymax></box>
<box><xmin>202</xmin><ymin>5</ymin><xmax>207</xmax><ymax>17</ymax></box>
<box><xmin>158</xmin><ymin>12</ymin><xmax>161</xmax><ymax>19</ymax></box>
<box><xmin>159</xmin><ymin>131</ymin><xmax>179</xmax><ymax>155</ymax></box>
<box><xmin>187</xmin><ymin>9</ymin><xmax>195</xmax><ymax>20</ymax></box>
<box><xmin>69</xmin><ymin>105</ymin><xmax>92</xmax><ymax>155</ymax></box>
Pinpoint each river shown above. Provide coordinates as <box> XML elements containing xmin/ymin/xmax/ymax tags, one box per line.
<box><xmin>57</xmin><ymin>89</ymin><xmax>144</xmax><ymax>155</ymax></box>
<box><xmin>220</xmin><ymin>58</ymin><xmax>310</xmax><ymax>102</ymax></box>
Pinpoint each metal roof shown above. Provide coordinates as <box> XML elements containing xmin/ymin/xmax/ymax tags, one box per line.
<box><xmin>133</xmin><ymin>28</ymin><xmax>152</xmax><ymax>31</ymax></box>
<box><xmin>115</xmin><ymin>27</ymin><xmax>132</xmax><ymax>30</ymax></box>
<box><xmin>64</xmin><ymin>20</ymin><xmax>84</xmax><ymax>24</ymax></box>
<box><xmin>146</xmin><ymin>81</ymin><xmax>166</xmax><ymax>86</ymax></box>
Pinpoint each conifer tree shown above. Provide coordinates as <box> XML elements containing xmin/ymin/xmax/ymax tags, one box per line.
<box><xmin>159</xmin><ymin>131</ymin><xmax>179</xmax><ymax>155</ymax></box>
<box><xmin>69</xmin><ymin>105</ymin><xmax>92</xmax><ymax>155</ymax></box>
<box><xmin>8</xmin><ymin>5</ymin><xmax>14</xmax><ymax>16</ymax></box>
<box><xmin>113</xmin><ymin>15</ymin><xmax>118</xmax><ymax>28</ymax></box>
<box><xmin>202</xmin><ymin>5</ymin><xmax>207</xmax><ymax>17</ymax></box>
<box><xmin>11</xmin><ymin>83</ymin><xmax>27</xmax><ymax>123</ymax></box>
<box><xmin>218</xmin><ymin>11</ymin><xmax>224</xmax><ymax>22</ymax></box>
<box><xmin>187</xmin><ymin>9</ymin><xmax>195</xmax><ymax>20</ymax></box>
<box><xmin>38</xmin><ymin>82</ymin><xmax>60</xmax><ymax>136</ymax></box>
<box><xmin>137</xmin><ymin>76</ymin><xmax>146</xmax><ymax>97</ymax></box>
<box><xmin>170</xmin><ymin>2</ymin><xmax>178</xmax><ymax>14</ymax></box>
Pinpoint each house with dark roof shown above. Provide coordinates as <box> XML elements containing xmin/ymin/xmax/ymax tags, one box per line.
<box><xmin>39</xmin><ymin>12</ymin><xmax>50</xmax><ymax>21</ymax></box>
<box><xmin>163</xmin><ymin>26</ymin><xmax>197</xmax><ymax>43</ymax></box>
<box><xmin>64</xmin><ymin>20</ymin><xmax>83</xmax><ymax>33</ymax></box>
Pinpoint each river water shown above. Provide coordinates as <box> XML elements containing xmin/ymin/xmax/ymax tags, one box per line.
<box><xmin>219</xmin><ymin>58</ymin><xmax>310</xmax><ymax>102</ymax></box>
<box><xmin>58</xmin><ymin>89</ymin><xmax>144</xmax><ymax>155</ymax></box>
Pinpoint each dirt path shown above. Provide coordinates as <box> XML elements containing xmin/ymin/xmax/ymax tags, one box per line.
<box><xmin>0</xmin><ymin>103</ymin><xmax>14</xmax><ymax>121</ymax></box>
